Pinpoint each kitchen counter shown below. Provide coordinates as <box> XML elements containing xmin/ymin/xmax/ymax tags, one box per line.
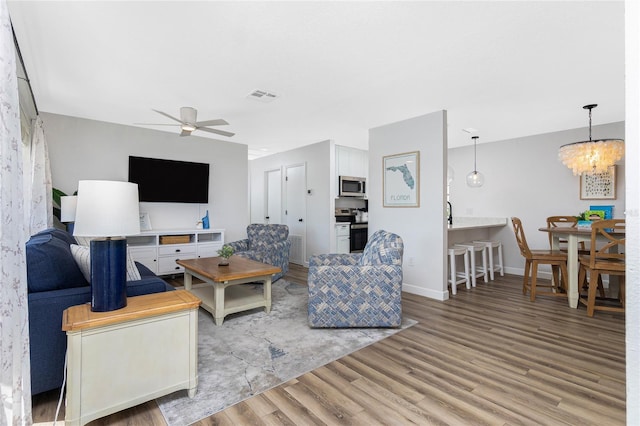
<box><xmin>447</xmin><ymin>217</ymin><xmax>508</xmax><ymax>231</ymax></box>
<box><xmin>447</xmin><ymin>217</ymin><xmax>509</xmax><ymax>246</ymax></box>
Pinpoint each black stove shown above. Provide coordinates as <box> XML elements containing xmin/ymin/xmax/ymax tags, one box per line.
<box><xmin>335</xmin><ymin>208</ymin><xmax>368</xmax><ymax>252</ymax></box>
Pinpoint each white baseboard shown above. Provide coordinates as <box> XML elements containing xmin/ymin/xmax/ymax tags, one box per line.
<box><xmin>401</xmin><ymin>267</ymin><xmax>612</xmax><ymax>302</ymax></box>
<box><xmin>402</xmin><ymin>282</ymin><xmax>449</xmax><ymax>301</ymax></box>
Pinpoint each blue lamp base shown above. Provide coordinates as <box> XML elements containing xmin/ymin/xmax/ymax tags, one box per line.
<box><xmin>90</xmin><ymin>238</ymin><xmax>127</xmax><ymax>312</ymax></box>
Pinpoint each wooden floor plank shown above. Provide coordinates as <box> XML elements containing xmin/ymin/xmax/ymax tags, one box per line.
<box><xmin>31</xmin><ymin>266</ymin><xmax>625</xmax><ymax>425</ymax></box>
<box><xmin>240</xmin><ymin>393</ymin><xmax>279</xmax><ymax>418</ymax></box>
<box><xmin>262</xmin><ymin>386</ymin><xmax>326</xmax><ymax>425</ymax></box>
<box><xmin>283</xmin><ymin>380</ymin><xmax>356</xmax><ymax>425</ymax></box>
<box><xmin>293</xmin><ymin>371</ymin><xmax>365</xmax><ymax>417</ymax></box>
<box><xmin>309</xmin><ymin>365</ymin><xmax>416</xmax><ymax>425</ymax></box>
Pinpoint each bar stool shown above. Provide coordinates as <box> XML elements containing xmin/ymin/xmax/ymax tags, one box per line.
<box><xmin>448</xmin><ymin>246</ymin><xmax>471</xmax><ymax>295</ymax></box>
<box><xmin>473</xmin><ymin>240</ymin><xmax>504</xmax><ymax>280</ymax></box>
<box><xmin>454</xmin><ymin>242</ymin><xmax>488</xmax><ymax>287</ymax></box>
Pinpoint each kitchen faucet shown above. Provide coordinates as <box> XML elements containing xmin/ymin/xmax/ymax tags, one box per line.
<box><xmin>447</xmin><ymin>201</ymin><xmax>453</xmax><ymax>225</ymax></box>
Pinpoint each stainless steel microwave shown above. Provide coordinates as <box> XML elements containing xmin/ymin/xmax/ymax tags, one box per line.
<box><xmin>339</xmin><ymin>176</ymin><xmax>366</xmax><ymax>197</ymax></box>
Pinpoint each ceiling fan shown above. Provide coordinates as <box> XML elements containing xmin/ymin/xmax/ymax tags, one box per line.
<box><xmin>136</xmin><ymin>107</ymin><xmax>235</xmax><ymax>137</ymax></box>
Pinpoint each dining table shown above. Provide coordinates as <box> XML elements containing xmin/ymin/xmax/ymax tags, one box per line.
<box><xmin>538</xmin><ymin>225</ymin><xmax>624</xmax><ymax>308</ymax></box>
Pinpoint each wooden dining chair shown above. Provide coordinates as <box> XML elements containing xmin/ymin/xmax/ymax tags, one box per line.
<box><xmin>511</xmin><ymin>217</ymin><xmax>569</xmax><ymax>301</ymax></box>
<box><xmin>578</xmin><ymin>219</ymin><xmax>625</xmax><ymax>317</ymax></box>
<box><xmin>546</xmin><ymin>215</ymin><xmax>604</xmax><ymax>296</ymax></box>
<box><xmin>546</xmin><ymin>215</ymin><xmax>585</xmax><ymax>251</ymax></box>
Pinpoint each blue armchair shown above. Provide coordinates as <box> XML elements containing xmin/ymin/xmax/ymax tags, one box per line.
<box><xmin>226</xmin><ymin>224</ymin><xmax>291</xmax><ymax>282</ymax></box>
<box><xmin>308</xmin><ymin>229</ymin><xmax>404</xmax><ymax>328</ymax></box>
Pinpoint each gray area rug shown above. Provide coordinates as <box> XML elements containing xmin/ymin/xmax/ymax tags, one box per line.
<box><xmin>157</xmin><ymin>280</ymin><xmax>415</xmax><ymax>425</ymax></box>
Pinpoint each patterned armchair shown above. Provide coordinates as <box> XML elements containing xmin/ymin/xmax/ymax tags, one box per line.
<box><xmin>226</xmin><ymin>224</ymin><xmax>291</xmax><ymax>282</ymax></box>
<box><xmin>308</xmin><ymin>230</ymin><xmax>404</xmax><ymax>328</ymax></box>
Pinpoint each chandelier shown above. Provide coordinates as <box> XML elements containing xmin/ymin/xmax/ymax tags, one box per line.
<box><xmin>466</xmin><ymin>136</ymin><xmax>484</xmax><ymax>187</ymax></box>
<box><xmin>558</xmin><ymin>104</ymin><xmax>624</xmax><ymax>175</ymax></box>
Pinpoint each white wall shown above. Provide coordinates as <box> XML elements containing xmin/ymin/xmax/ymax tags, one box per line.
<box><xmin>625</xmin><ymin>0</ymin><xmax>639</xmax><ymax>421</ymax></box>
<box><xmin>369</xmin><ymin>111</ymin><xmax>448</xmax><ymax>300</ymax></box>
<box><xmin>41</xmin><ymin>112</ymin><xmax>249</xmax><ymax>243</ymax></box>
<box><xmin>448</xmin><ymin>122</ymin><xmax>625</xmax><ymax>276</ymax></box>
<box><xmin>249</xmin><ymin>140</ymin><xmax>334</xmax><ymax>263</ymax></box>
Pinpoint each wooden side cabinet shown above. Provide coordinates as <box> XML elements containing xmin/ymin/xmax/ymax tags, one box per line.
<box><xmin>62</xmin><ymin>290</ymin><xmax>201</xmax><ymax>426</ymax></box>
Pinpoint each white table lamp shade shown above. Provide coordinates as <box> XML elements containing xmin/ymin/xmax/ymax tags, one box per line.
<box><xmin>73</xmin><ymin>180</ymin><xmax>140</xmax><ymax>237</ymax></box>
<box><xmin>60</xmin><ymin>195</ymin><xmax>78</xmax><ymax>222</ymax></box>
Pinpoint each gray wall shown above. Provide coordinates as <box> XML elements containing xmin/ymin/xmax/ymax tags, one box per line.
<box><xmin>448</xmin><ymin>121</ymin><xmax>625</xmax><ymax>275</ymax></box>
<box><xmin>626</xmin><ymin>0</ymin><xmax>640</xmax><ymax>419</ymax></box>
<box><xmin>369</xmin><ymin>111</ymin><xmax>448</xmax><ymax>300</ymax></box>
<box><xmin>249</xmin><ymin>140</ymin><xmax>334</xmax><ymax>263</ymax></box>
<box><xmin>41</xmin><ymin>112</ymin><xmax>249</xmax><ymax>243</ymax></box>
<box><xmin>44</xmin><ymin>110</ymin><xmax>624</xmax><ymax>286</ymax></box>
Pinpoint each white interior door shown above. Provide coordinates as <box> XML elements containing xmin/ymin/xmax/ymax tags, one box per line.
<box><xmin>265</xmin><ymin>169</ymin><xmax>282</xmax><ymax>224</ymax></box>
<box><xmin>285</xmin><ymin>164</ymin><xmax>306</xmax><ymax>265</ymax></box>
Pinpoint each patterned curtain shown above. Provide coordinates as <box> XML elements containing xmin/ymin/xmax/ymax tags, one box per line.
<box><xmin>0</xmin><ymin>0</ymin><xmax>33</xmax><ymax>423</ymax></box>
<box><xmin>29</xmin><ymin>116</ymin><xmax>53</xmax><ymax>234</ymax></box>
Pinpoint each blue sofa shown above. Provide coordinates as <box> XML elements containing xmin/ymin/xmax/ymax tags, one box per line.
<box><xmin>227</xmin><ymin>224</ymin><xmax>291</xmax><ymax>282</ymax></box>
<box><xmin>26</xmin><ymin>228</ymin><xmax>174</xmax><ymax>395</ymax></box>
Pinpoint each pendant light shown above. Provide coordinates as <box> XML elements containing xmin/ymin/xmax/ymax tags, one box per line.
<box><xmin>558</xmin><ymin>104</ymin><xmax>624</xmax><ymax>175</ymax></box>
<box><xmin>466</xmin><ymin>135</ymin><xmax>484</xmax><ymax>187</ymax></box>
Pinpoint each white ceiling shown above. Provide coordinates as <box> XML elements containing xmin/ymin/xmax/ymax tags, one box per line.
<box><xmin>8</xmin><ymin>1</ymin><xmax>625</xmax><ymax>159</ymax></box>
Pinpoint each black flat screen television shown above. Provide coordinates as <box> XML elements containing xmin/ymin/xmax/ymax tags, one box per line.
<box><xmin>128</xmin><ymin>156</ymin><xmax>210</xmax><ymax>203</ymax></box>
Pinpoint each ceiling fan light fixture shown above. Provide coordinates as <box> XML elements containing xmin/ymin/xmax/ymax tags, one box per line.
<box><xmin>144</xmin><ymin>107</ymin><xmax>234</xmax><ymax>137</ymax></box>
<box><xmin>558</xmin><ymin>104</ymin><xmax>624</xmax><ymax>175</ymax></box>
<box><xmin>180</xmin><ymin>107</ymin><xmax>197</xmax><ymax>124</ymax></box>
<box><xmin>466</xmin><ymin>135</ymin><xmax>484</xmax><ymax>188</ymax></box>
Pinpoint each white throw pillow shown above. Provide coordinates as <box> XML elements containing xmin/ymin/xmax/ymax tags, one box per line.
<box><xmin>126</xmin><ymin>247</ymin><xmax>142</xmax><ymax>281</ymax></box>
<box><xmin>70</xmin><ymin>244</ymin><xmax>91</xmax><ymax>282</ymax></box>
<box><xmin>70</xmin><ymin>244</ymin><xmax>142</xmax><ymax>282</ymax></box>
<box><xmin>74</xmin><ymin>236</ymin><xmax>93</xmax><ymax>247</ymax></box>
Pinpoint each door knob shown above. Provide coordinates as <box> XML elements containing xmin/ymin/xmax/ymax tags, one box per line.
<box><xmin>298</xmin><ymin>218</ymin><xmax>303</xmax><ymax>222</ymax></box>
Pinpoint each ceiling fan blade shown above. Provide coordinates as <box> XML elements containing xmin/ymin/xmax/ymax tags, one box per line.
<box><xmin>152</xmin><ymin>109</ymin><xmax>183</xmax><ymax>124</ymax></box>
<box><xmin>133</xmin><ymin>122</ymin><xmax>181</xmax><ymax>126</ymax></box>
<box><xmin>196</xmin><ymin>127</ymin><xmax>235</xmax><ymax>137</ymax></box>
<box><xmin>195</xmin><ymin>118</ymin><xmax>229</xmax><ymax>127</ymax></box>
<box><xmin>180</xmin><ymin>129</ymin><xmax>193</xmax><ymax>137</ymax></box>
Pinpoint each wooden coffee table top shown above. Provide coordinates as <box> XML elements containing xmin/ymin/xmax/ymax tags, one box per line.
<box><xmin>177</xmin><ymin>256</ymin><xmax>281</xmax><ymax>283</ymax></box>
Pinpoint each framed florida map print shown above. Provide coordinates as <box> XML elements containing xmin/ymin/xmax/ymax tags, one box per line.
<box><xmin>383</xmin><ymin>151</ymin><xmax>420</xmax><ymax>207</ymax></box>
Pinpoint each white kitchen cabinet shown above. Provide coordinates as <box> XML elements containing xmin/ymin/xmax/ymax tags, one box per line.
<box><xmin>336</xmin><ymin>224</ymin><xmax>351</xmax><ymax>254</ymax></box>
<box><xmin>127</xmin><ymin>229</ymin><xmax>224</xmax><ymax>275</ymax></box>
<box><xmin>336</xmin><ymin>145</ymin><xmax>368</xmax><ymax>183</ymax></box>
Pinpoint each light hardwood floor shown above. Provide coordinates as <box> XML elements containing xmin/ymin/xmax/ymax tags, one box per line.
<box><xmin>32</xmin><ymin>264</ymin><xmax>626</xmax><ymax>425</ymax></box>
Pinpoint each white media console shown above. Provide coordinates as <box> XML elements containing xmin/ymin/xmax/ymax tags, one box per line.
<box><xmin>127</xmin><ymin>229</ymin><xmax>225</xmax><ymax>276</ymax></box>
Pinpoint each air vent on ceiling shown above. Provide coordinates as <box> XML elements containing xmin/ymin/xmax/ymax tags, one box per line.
<box><xmin>247</xmin><ymin>89</ymin><xmax>279</xmax><ymax>103</ymax></box>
